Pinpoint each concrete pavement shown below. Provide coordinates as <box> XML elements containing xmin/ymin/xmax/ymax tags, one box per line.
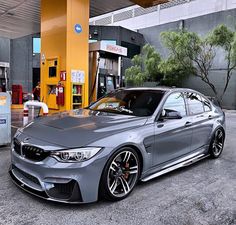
<box><xmin>0</xmin><ymin>112</ymin><xmax>235</xmax><ymax>225</ymax></box>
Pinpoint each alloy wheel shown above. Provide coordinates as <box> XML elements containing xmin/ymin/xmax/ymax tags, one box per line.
<box><xmin>211</xmin><ymin>129</ymin><xmax>224</xmax><ymax>157</ymax></box>
<box><xmin>107</xmin><ymin>150</ymin><xmax>139</xmax><ymax>198</ymax></box>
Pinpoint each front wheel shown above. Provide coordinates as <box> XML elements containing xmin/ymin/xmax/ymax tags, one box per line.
<box><xmin>209</xmin><ymin>128</ymin><xmax>225</xmax><ymax>158</ymax></box>
<box><xmin>100</xmin><ymin>147</ymin><xmax>140</xmax><ymax>201</ymax></box>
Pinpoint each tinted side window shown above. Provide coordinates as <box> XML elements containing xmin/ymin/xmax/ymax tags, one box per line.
<box><xmin>202</xmin><ymin>96</ymin><xmax>211</xmax><ymax>112</ymax></box>
<box><xmin>186</xmin><ymin>93</ymin><xmax>204</xmax><ymax>115</ymax></box>
<box><xmin>163</xmin><ymin>92</ymin><xmax>187</xmax><ymax>116</ymax></box>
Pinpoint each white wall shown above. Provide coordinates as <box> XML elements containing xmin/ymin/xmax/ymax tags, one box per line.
<box><xmin>90</xmin><ymin>0</ymin><xmax>236</xmax><ymax>31</ymax></box>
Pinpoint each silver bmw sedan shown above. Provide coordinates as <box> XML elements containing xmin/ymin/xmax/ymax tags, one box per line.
<box><xmin>9</xmin><ymin>87</ymin><xmax>226</xmax><ymax>204</ymax></box>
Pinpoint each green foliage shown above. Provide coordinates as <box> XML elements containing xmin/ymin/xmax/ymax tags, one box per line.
<box><xmin>125</xmin><ymin>44</ymin><xmax>162</xmax><ymax>86</ymax></box>
<box><xmin>160</xmin><ymin>25</ymin><xmax>236</xmax><ymax>103</ymax></box>
<box><xmin>208</xmin><ymin>25</ymin><xmax>236</xmax><ymax>71</ymax></box>
<box><xmin>208</xmin><ymin>24</ymin><xmax>234</xmax><ymax>50</ymax></box>
<box><xmin>158</xmin><ymin>58</ymin><xmax>189</xmax><ymax>86</ymax></box>
<box><xmin>125</xmin><ymin>24</ymin><xmax>236</xmax><ymax>103</ymax></box>
<box><xmin>161</xmin><ymin>30</ymin><xmax>201</xmax><ymax>63</ymax></box>
<box><xmin>160</xmin><ymin>30</ymin><xmax>212</xmax><ymax>75</ymax></box>
<box><xmin>207</xmin><ymin>25</ymin><xmax>236</xmax><ymax>99</ymax></box>
<box><xmin>230</xmin><ymin>36</ymin><xmax>236</xmax><ymax>64</ymax></box>
<box><xmin>125</xmin><ymin>65</ymin><xmax>145</xmax><ymax>87</ymax></box>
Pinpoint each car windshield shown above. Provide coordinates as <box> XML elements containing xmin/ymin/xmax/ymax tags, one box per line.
<box><xmin>89</xmin><ymin>89</ymin><xmax>165</xmax><ymax>117</ymax></box>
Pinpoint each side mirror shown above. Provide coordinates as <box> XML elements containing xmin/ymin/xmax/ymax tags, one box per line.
<box><xmin>161</xmin><ymin>109</ymin><xmax>182</xmax><ymax>120</ymax></box>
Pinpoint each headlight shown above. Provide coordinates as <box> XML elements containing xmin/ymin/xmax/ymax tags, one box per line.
<box><xmin>50</xmin><ymin>147</ymin><xmax>102</xmax><ymax>163</ymax></box>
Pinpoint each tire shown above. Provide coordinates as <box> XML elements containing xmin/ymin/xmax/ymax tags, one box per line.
<box><xmin>209</xmin><ymin>128</ymin><xmax>225</xmax><ymax>158</ymax></box>
<box><xmin>100</xmin><ymin>147</ymin><xmax>141</xmax><ymax>201</ymax></box>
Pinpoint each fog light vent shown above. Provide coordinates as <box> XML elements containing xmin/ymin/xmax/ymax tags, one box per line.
<box><xmin>45</xmin><ymin>180</ymin><xmax>83</xmax><ymax>202</ymax></box>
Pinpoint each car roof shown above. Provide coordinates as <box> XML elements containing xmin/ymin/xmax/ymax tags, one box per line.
<box><xmin>124</xmin><ymin>86</ymin><xmax>199</xmax><ymax>93</ymax></box>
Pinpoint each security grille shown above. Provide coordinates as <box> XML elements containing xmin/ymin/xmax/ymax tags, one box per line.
<box><xmin>95</xmin><ymin>16</ymin><xmax>112</xmax><ymax>25</ymax></box>
<box><xmin>113</xmin><ymin>9</ymin><xmax>133</xmax><ymax>22</ymax></box>
<box><xmin>134</xmin><ymin>6</ymin><xmax>158</xmax><ymax>17</ymax></box>
<box><xmin>160</xmin><ymin>0</ymin><xmax>189</xmax><ymax>9</ymax></box>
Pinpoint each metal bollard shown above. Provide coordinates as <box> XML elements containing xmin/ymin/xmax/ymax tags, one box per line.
<box><xmin>23</xmin><ymin>101</ymin><xmax>49</xmax><ymax>126</ymax></box>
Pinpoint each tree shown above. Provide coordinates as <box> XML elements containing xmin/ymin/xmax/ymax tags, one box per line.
<box><xmin>125</xmin><ymin>44</ymin><xmax>162</xmax><ymax>86</ymax></box>
<box><xmin>158</xmin><ymin>57</ymin><xmax>190</xmax><ymax>86</ymax></box>
<box><xmin>208</xmin><ymin>24</ymin><xmax>236</xmax><ymax>101</ymax></box>
<box><xmin>161</xmin><ymin>30</ymin><xmax>216</xmax><ymax>95</ymax></box>
<box><xmin>161</xmin><ymin>25</ymin><xmax>236</xmax><ymax>104</ymax></box>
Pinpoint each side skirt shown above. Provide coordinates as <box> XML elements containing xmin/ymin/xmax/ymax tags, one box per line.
<box><xmin>141</xmin><ymin>153</ymin><xmax>209</xmax><ymax>182</ymax></box>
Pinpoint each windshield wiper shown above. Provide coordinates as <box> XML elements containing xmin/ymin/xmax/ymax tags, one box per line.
<box><xmin>93</xmin><ymin>106</ymin><xmax>133</xmax><ymax>115</ymax></box>
<box><xmin>113</xmin><ymin>106</ymin><xmax>133</xmax><ymax>114</ymax></box>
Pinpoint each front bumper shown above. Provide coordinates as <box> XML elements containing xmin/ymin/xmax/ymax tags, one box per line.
<box><xmin>9</xmin><ymin>148</ymin><xmax>110</xmax><ymax>204</ymax></box>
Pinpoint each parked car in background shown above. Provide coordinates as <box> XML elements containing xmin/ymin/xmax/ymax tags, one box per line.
<box><xmin>9</xmin><ymin>87</ymin><xmax>226</xmax><ymax>203</ymax></box>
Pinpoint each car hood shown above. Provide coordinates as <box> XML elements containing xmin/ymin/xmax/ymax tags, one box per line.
<box><xmin>19</xmin><ymin>109</ymin><xmax>148</xmax><ymax>148</ymax></box>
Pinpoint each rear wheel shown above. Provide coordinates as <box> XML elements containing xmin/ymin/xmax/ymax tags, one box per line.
<box><xmin>209</xmin><ymin>128</ymin><xmax>225</xmax><ymax>158</ymax></box>
<box><xmin>100</xmin><ymin>147</ymin><xmax>140</xmax><ymax>201</ymax></box>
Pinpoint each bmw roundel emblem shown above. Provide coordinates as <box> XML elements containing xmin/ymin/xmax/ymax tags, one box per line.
<box><xmin>23</xmin><ymin>137</ymin><xmax>30</xmax><ymax>143</ymax></box>
<box><xmin>75</xmin><ymin>24</ymin><xmax>82</xmax><ymax>34</ymax></box>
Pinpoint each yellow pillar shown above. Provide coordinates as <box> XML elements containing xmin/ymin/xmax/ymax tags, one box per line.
<box><xmin>41</xmin><ymin>0</ymin><xmax>89</xmax><ymax>112</ymax></box>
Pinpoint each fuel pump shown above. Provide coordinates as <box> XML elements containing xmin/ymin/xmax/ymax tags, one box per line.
<box><xmin>0</xmin><ymin>62</ymin><xmax>9</xmax><ymax>92</ymax></box>
<box><xmin>89</xmin><ymin>41</ymin><xmax>127</xmax><ymax>103</ymax></box>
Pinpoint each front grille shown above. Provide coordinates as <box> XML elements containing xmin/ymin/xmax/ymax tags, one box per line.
<box><xmin>13</xmin><ymin>139</ymin><xmax>21</xmax><ymax>155</ymax></box>
<box><xmin>12</xmin><ymin>165</ymin><xmax>40</xmax><ymax>186</ymax></box>
<box><xmin>13</xmin><ymin>138</ymin><xmax>50</xmax><ymax>162</ymax></box>
<box><xmin>22</xmin><ymin>145</ymin><xmax>50</xmax><ymax>162</ymax></box>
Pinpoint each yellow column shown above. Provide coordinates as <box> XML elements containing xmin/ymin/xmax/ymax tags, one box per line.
<box><xmin>41</xmin><ymin>0</ymin><xmax>89</xmax><ymax>112</ymax></box>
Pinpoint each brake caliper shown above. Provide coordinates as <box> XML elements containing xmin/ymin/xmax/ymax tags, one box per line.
<box><xmin>124</xmin><ymin>162</ymin><xmax>130</xmax><ymax>179</ymax></box>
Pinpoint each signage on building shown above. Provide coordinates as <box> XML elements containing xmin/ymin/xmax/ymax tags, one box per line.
<box><xmin>71</xmin><ymin>70</ymin><xmax>85</xmax><ymax>83</ymax></box>
<box><xmin>60</xmin><ymin>71</ymin><xmax>66</xmax><ymax>81</ymax></box>
<box><xmin>0</xmin><ymin>96</ymin><xmax>7</xmax><ymax>106</ymax></box>
<box><xmin>0</xmin><ymin>119</ymin><xmax>6</xmax><ymax>125</ymax></box>
<box><xmin>75</xmin><ymin>24</ymin><xmax>82</xmax><ymax>34</ymax></box>
<box><xmin>100</xmin><ymin>42</ymin><xmax>127</xmax><ymax>56</ymax></box>
<box><xmin>89</xmin><ymin>41</ymin><xmax>128</xmax><ymax>57</ymax></box>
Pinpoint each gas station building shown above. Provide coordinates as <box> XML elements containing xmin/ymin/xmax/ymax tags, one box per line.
<box><xmin>1</xmin><ymin>0</ymin><xmax>236</xmax><ymax>110</ymax></box>
<box><xmin>0</xmin><ymin>1</ymin><xmax>236</xmax><ymax>224</ymax></box>
<box><xmin>0</xmin><ymin>0</ymin><xmax>152</xmax><ymax>113</ymax></box>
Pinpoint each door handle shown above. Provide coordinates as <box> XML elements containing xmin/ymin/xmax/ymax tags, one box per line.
<box><xmin>157</xmin><ymin>124</ymin><xmax>164</xmax><ymax>128</ymax></box>
<box><xmin>185</xmin><ymin>121</ymin><xmax>192</xmax><ymax>127</ymax></box>
<box><xmin>208</xmin><ymin>115</ymin><xmax>213</xmax><ymax>120</ymax></box>
<box><xmin>196</xmin><ymin>115</ymin><xmax>204</xmax><ymax>118</ymax></box>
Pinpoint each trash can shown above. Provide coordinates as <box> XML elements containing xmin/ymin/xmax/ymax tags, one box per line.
<box><xmin>0</xmin><ymin>92</ymin><xmax>11</xmax><ymax>146</ymax></box>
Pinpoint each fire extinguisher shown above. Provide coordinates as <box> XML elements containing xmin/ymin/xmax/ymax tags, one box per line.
<box><xmin>56</xmin><ymin>82</ymin><xmax>65</xmax><ymax>106</ymax></box>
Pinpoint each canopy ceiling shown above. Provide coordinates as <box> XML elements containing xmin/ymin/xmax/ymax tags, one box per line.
<box><xmin>0</xmin><ymin>0</ymin><xmax>168</xmax><ymax>39</ymax></box>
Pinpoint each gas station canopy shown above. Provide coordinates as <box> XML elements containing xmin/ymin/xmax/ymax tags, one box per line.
<box><xmin>0</xmin><ymin>0</ymin><xmax>168</xmax><ymax>39</ymax></box>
